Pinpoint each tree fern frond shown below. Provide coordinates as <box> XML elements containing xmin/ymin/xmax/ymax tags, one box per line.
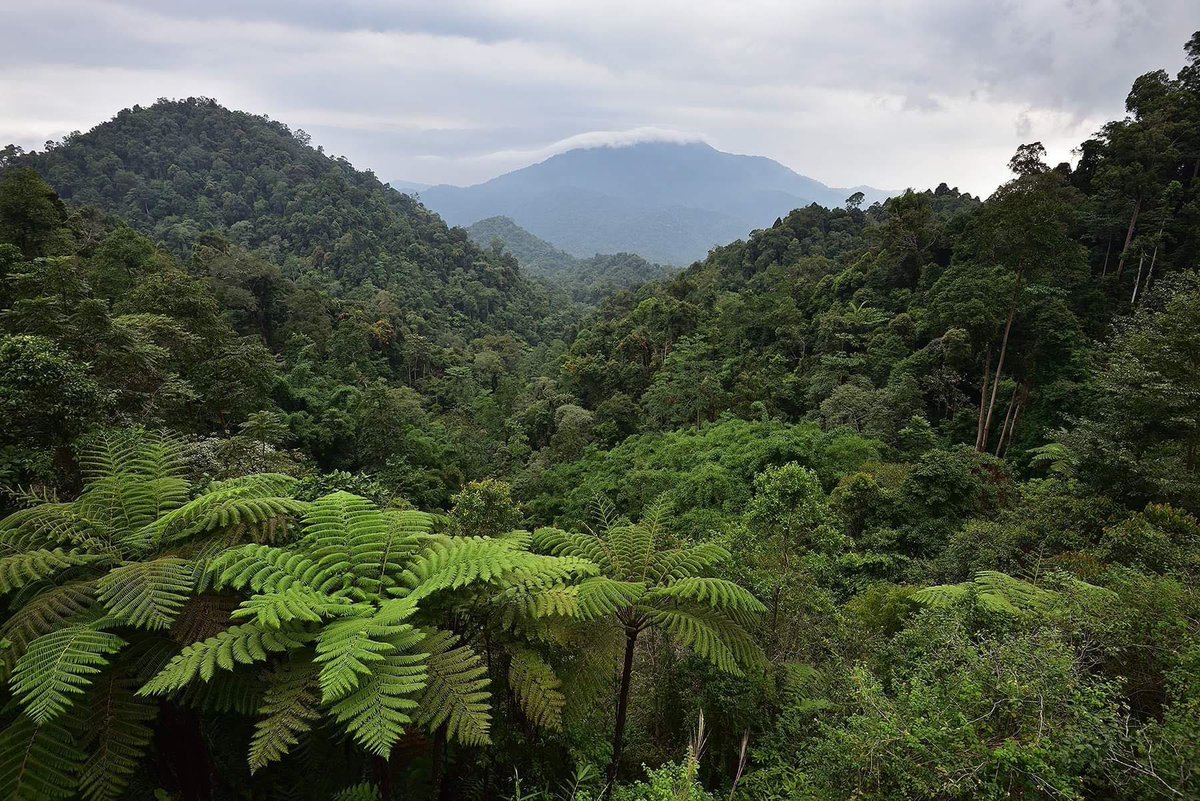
<box><xmin>314</xmin><ymin>600</ymin><xmax>421</xmax><ymax>702</ymax></box>
<box><xmin>301</xmin><ymin>492</ymin><xmax>389</xmax><ymax>596</ymax></box>
<box><xmin>331</xmin><ymin>783</ymin><xmax>380</xmax><ymax>801</ymax></box>
<box><xmin>912</xmin><ymin>571</ymin><xmax>1061</xmax><ymax>616</ymax></box>
<box><xmin>396</xmin><ymin>537</ymin><xmax>594</xmax><ymax>601</ymax></box>
<box><xmin>644</xmin><ymin>607</ymin><xmax>756</xmax><ymax>675</ymax></box>
<box><xmin>414</xmin><ymin>630</ymin><xmax>491</xmax><ymax>746</ymax></box>
<box><xmin>146</xmin><ymin>481</ymin><xmax>306</xmax><ymax>547</ymax></box>
<box><xmin>644</xmin><ymin>577</ymin><xmax>766</xmax><ymax>614</ymax></box>
<box><xmin>78</xmin><ymin>674</ymin><xmax>157</xmax><ymax>801</ymax></box>
<box><xmin>532</xmin><ymin>527</ymin><xmax>611</xmax><ymax>571</ymax></box>
<box><xmin>328</xmin><ymin>647</ymin><xmax>428</xmax><ymax>756</ymax></box>
<box><xmin>0</xmin><ymin>714</ymin><xmax>84</xmax><ymax>801</ymax></box>
<box><xmin>12</xmin><ymin>622</ymin><xmax>127</xmax><ymax>722</ymax></box>
<box><xmin>96</xmin><ymin>558</ymin><xmax>196</xmax><ymax>630</ymax></box>
<box><xmin>506</xmin><ymin>645</ymin><xmax>564</xmax><ymax>731</ymax></box>
<box><xmin>139</xmin><ymin>624</ymin><xmax>312</xmax><ymax>695</ymax></box>
<box><xmin>0</xmin><ymin>581</ymin><xmax>97</xmax><ymax>670</ymax></box>
<box><xmin>173</xmin><ymin>668</ymin><xmax>262</xmax><ymax>714</ymax></box>
<box><xmin>248</xmin><ymin>658</ymin><xmax>321</xmax><ymax>773</ymax></box>
<box><xmin>232</xmin><ymin>586</ymin><xmax>370</xmax><ymax>629</ymax></box>
<box><xmin>210</xmin><ymin>544</ymin><xmax>322</xmax><ymax>594</ymax></box>
<box><xmin>0</xmin><ymin>505</ymin><xmax>112</xmax><ymax>553</ymax></box>
<box><xmin>574</xmin><ymin>576</ymin><xmax>646</xmax><ymax>618</ymax></box>
<box><xmin>646</xmin><ymin>543</ymin><xmax>730</xmax><ymax>583</ymax></box>
<box><xmin>0</xmin><ymin>549</ymin><xmax>103</xmax><ymax>595</ymax></box>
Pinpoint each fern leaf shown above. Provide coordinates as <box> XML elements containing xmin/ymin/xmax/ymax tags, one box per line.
<box><xmin>644</xmin><ymin>607</ymin><xmax>755</xmax><ymax>675</ymax></box>
<box><xmin>532</xmin><ymin>527</ymin><xmax>611</xmax><ymax>570</ymax></box>
<box><xmin>414</xmin><ymin>630</ymin><xmax>491</xmax><ymax>746</ymax></box>
<box><xmin>210</xmin><ymin>544</ymin><xmax>323</xmax><ymax>594</ymax></box>
<box><xmin>232</xmin><ymin>586</ymin><xmax>369</xmax><ymax>629</ymax></box>
<box><xmin>0</xmin><ymin>549</ymin><xmax>102</xmax><ymax>594</ymax></box>
<box><xmin>12</xmin><ymin>622</ymin><xmax>127</xmax><ymax>722</ymax></box>
<box><xmin>96</xmin><ymin>558</ymin><xmax>196</xmax><ymax>630</ymax></box>
<box><xmin>574</xmin><ymin>576</ymin><xmax>647</xmax><ymax>618</ymax></box>
<box><xmin>506</xmin><ymin>645</ymin><xmax>564</xmax><ymax>731</ymax></box>
<box><xmin>248</xmin><ymin>658</ymin><xmax>321</xmax><ymax>773</ymax></box>
<box><xmin>0</xmin><ymin>715</ymin><xmax>84</xmax><ymax>801</ymax></box>
<box><xmin>331</xmin><ymin>783</ymin><xmax>381</xmax><ymax>801</ymax></box>
<box><xmin>646</xmin><ymin>543</ymin><xmax>730</xmax><ymax>583</ymax></box>
<box><xmin>314</xmin><ymin>600</ymin><xmax>421</xmax><ymax>702</ymax></box>
<box><xmin>329</xmin><ymin>647</ymin><xmax>428</xmax><ymax>756</ymax></box>
<box><xmin>0</xmin><ymin>581</ymin><xmax>96</xmax><ymax>670</ymax></box>
<box><xmin>139</xmin><ymin>624</ymin><xmax>311</xmax><ymax>695</ymax></box>
<box><xmin>645</xmin><ymin>577</ymin><xmax>766</xmax><ymax>614</ymax></box>
<box><xmin>78</xmin><ymin>674</ymin><xmax>157</xmax><ymax>801</ymax></box>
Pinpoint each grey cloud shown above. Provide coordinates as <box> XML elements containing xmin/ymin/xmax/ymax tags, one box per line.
<box><xmin>0</xmin><ymin>0</ymin><xmax>1195</xmax><ymax>195</ymax></box>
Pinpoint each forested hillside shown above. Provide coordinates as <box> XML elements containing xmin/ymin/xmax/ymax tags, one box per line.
<box><xmin>0</xmin><ymin>33</ymin><xmax>1198</xmax><ymax>801</ymax></box>
<box><xmin>467</xmin><ymin>216</ymin><xmax>677</xmax><ymax>303</ymax></box>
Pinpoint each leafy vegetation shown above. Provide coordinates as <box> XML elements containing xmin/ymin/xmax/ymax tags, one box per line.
<box><xmin>0</xmin><ymin>32</ymin><xmax>1198</xmax><ymax>801</ymax></box>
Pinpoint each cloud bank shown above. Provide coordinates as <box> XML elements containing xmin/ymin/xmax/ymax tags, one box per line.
<box><xmin>0</xmin><ymin>0</ymin><xmax>1195</xmax><ymax>195</ymax></box>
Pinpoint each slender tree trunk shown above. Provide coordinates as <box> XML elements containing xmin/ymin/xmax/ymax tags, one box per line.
<box><xmin>158</xmin><ymin>704</ymin><xmax>213</xmax><ymax>801</ymax></box>
<box><xmin>432</xmin><ymin>724</ymin><xmax>449</xmax><ymax>800</ymax></box>
<box><xmin>994</xmin><ymin>390</ymin><xmax>1018</xmax><ymax>457</ymax></box>
<box><xmin>1144</xmin><ymin>244</ymin><xmax>1160</xmax><ymax>298</ymax></box>
<box><xmin>373</xmin><ymin>754</ymin><xmax>392</xmax><ymax>801</ymax></box>
<box><xmin>1101</xmin><ymin>237</ymin><xmax>1112</xmax><ymax>277</ymax></box>
<box><xmin>1001</xmin><ymin>397</ymin><xmax>1026</xmax><ymax>459</ymax></box>
<box><xmin>1116</xmin><ymin>197</ymin><xmax>1141</xmax><ymax>278</ymax></box>
<box><xmin>1131</xmin><ymin>251</ymin><xmax>1146</xmax><ymax>304</ymax></box>
<box><xmin>975</xmin><ymin>346</ymin><xmax>993</xmax><ymax>450</ymax></box>
<box><xmin>606</xmin><ymin>627</ymin><xmax>640</xmax><ymax>797</ymax></box>
<box><xmin>981</xmin><ymin>272</ymin><xmax>1022</xmax><ymax>451</ymax></box>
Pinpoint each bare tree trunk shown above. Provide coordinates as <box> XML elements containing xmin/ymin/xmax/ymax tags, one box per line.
<box><xmin>975</xmin><ymin>345</ymin><xmax>992</xmax><ymax>450</ymax></box>
<box><xmin>1131</xmin><ymin>251</ymin><xmax>1146</xmax><ymax>304</ymax></box>
<box><xmin>994</xmin><ymin>390</ymin><xmax>1018</xmax><ymax>457</ymax></box>
<box><xmin>981</xmin><ymin>272</ymin><xmax>1022</xmax><ymax>451</ymax></box>
<box><xmin>1116</xmin><ymin>197</ymin><xmax>1141</xmax><ymax>278</ymax></box>
<box><xmin>1001</xmin><ymin>397</ymin><xmax>1025</xmax><ymax>459</ymax></box>
<box><xmin>606</xmin><ymin>628</ymin><xmax>640</xmax><ymax>797</ymax></box>
<box><xmin>1100</xmin><ymin>237</ymin><xmax>1112</xmax><ymax>277</ymax></box>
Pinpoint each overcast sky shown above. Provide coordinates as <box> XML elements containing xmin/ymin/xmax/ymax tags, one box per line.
<box><xmin>2</xmin><ymin>0</ymin><xmax>1196</xmax><ymax>195</ymax></box>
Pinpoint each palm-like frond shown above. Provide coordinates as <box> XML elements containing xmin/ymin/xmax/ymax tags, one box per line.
<box><xmin>912</xmin><ymin>570</ymin><xmax>1062</xmax><ymax>616</ymax></box>
<box><xmin>11</xmin><ymin>622</ymin><xmax>127</xmax><ymax>722</ymax></box>
<box><xmin>506</xmin><ymin>644</ymin><xmax>565</xmax><ymax>731</ymax></box>
<box><xmin>248</xmin><ymin>658</ymin><xmax>321</xmax><ymax>773</ymax></box>
<box><xmin>77</xmin><ymin>674</ymin><xmax>157</xmax><ymax>801</ymax></box>
<box><xmin>96</xmin><ymin>558</ymin><xmax>196</xmax><ymax>630</ymax></box>
<box><xmin>0</xmin><ymin>715</ymin><xmax>84</xmax><ymax>801</ymax></box>
<box><xmin>0</xmin><ymin>581</ymin><xmax>97</xmax><ymax>670</ymax></box>
<box><xmin>414</xmin><ymin>630</ymin><xmax>491</xmax><ymax>746</ymax></box>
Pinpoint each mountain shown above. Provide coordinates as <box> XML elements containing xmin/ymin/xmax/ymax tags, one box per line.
<box><xmin>466</xmin><ymin>215</ymin><xmax>677</xmax><ymax>302</ymax></box>
<box><xmin>466</xmin><ymin>215</ymin><xmax>579</xmax><ymax>276</ymax></box>
<box><xmin>4</xmin><ymin>98</ymin><xmax>557</xmax><ymax>343</ymax></box>
<box><xmin>413</xmin><ymin>141</ymin><xmax>894</xmax><ymax>265</ymax></box>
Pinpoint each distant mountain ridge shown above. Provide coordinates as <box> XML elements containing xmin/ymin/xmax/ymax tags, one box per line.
<box><xmin>412</xmin><ymin>141</ymin><xmax>894</xmax><ymax>264</ymax></box>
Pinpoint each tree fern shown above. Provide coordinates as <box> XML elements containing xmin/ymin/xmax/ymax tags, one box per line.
<box><xmin>0</xmin><ymin>715</ymin><xmax>84</xmax><ymax>801</ymax></box>
<box><xmin>329</xmin><ymin>646</ymin><xmax>429</xmax><ymax>755</ymax></box>
<box><xmin>912</xmin><ymin>570</ymin><xmax>1063</xmax><ymax>616</ymax></box>
<box><xmin>77</xmin><ymin>674</ymin><xmax>156</xmax><ymax>801</ymax></box>
<box><xmin>248</xmin><ymin>658</ymin><xmax>321</xmax><ymax>773</ymax></box>
<box><xmin>96</xmin><ymin>557</ymin><xmax>196</xmax><ymax>630</ymax></box>
<box><xmin>414</xmin><ymin>629</ymin><xmax>492</xmax><ymax>746</ymax></box>
<box><xmin>11</xmin><ymin>621</ymin><xmax>127</xmax><ymax>722</ymax></box>
<box><xmin>139</xmin><ymin>623</ymin><xmax>312</xmax><ymax>695</ymax></box>
<box><xmin>506</xmin><ymin>644</ymin><xmax>566</xmax><ymax>731</ymax></box>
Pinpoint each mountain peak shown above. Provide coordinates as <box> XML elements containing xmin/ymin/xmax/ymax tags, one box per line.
<box><xmin>419</xmin><ymin>140</ymin><xmax>893</xmax><ymax>264</ymax></box>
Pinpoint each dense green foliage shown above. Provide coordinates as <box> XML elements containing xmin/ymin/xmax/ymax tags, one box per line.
<box><xmin>1</xmin><ymin>33</ymin><xmax>1199</xmax><ymax>801</ymax></box>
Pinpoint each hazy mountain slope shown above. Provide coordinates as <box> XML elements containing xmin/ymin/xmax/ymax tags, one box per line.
<box><xmin>4</xmin><ymin>98</ymin><xmax>554</xmax><ymax>340</ymax></box>
<box><xmin>466</xmin><ymin>215</ymin><xmax>676</xmax><ymax>302</ymax></box>
<box><xmin>467</xmin><ymin>215</ymin><xmax>579</xmax><ymax>276</ymax></box>
<box><xmin>417</xmin><ymin>141</ymin><xmax>894</xmax><ymax>264</ymax></box>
